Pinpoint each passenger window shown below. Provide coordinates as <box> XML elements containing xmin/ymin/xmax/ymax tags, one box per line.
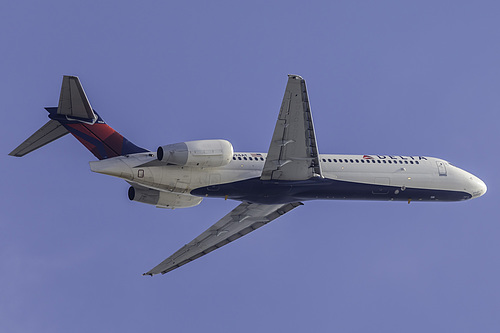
<box><xmin>238</xmin><ymin>157</ymin><xmax>242</xmax><ymax>160</ymax></box>
<box><xmin>322</xmin><ymin>158</ymin><xmax>326</xmax><ymax>162</ymax></box>
<box><xmin>328</xmin><ymin>159</ymin><xmax>332</xmax><ymax>162</ymax></box>
<box><xmin>333</xmin><ymin>159</ymin><xmax>337</xmax><ymax>163</ymax></box>
<box><xmin>243</xmin><ymin>157</ymin><xmax>247</xmax><ymax>160</ymax></box>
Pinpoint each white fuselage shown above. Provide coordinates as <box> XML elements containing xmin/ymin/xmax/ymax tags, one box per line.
<box><xmin>90</xmin><ymin>151</ymin><xmax>487</xmax><ymax>207</ymax></box>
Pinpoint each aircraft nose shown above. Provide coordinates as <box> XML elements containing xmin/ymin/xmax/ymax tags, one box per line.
<box><xmin>469</xmin><ymin>175</ymin><xmax>487</xmax><ymax>198</ymax></box>
<box><xmin>477</xmin><ymin>178</ymin><xmax>487</xmax><ymax>197</ymax></box>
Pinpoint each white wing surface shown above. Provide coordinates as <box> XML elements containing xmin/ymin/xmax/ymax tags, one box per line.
<box><xmin>144</xmin><ymin>201</ymin><xmax>302</xmax><ymax>275</ymax></box>
<box><xmin>261</xmin><ymin>75</ymin><xmax>322</xmax><ymax>180</ymax></box>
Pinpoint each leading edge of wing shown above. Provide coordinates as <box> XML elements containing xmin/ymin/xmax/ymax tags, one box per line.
<box><xmin>144</xmin><ymin>201</ymin><xmax>303</xmax><ymax>276</ymax></box>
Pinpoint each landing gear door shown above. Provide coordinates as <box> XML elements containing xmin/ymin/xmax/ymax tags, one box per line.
<box><xmin>436</xmin><ymin>161</ymin><xmax>447</xmax><ymax>176</ymax></box>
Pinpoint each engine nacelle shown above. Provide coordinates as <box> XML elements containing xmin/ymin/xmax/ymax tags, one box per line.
<box><xmin>157</xmin><ymin>139</ymin><xmax>233</xmax><ymax>168</ymax></box>
<box><xmin>128</xmin><ymin>186</ymin><xmax>202</xmax><ymax>209</ymax></box>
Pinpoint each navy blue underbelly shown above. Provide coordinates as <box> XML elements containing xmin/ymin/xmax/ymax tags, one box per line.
<box><xmin>190</xmin><ymin>177</ymin><xmax>471</xmax><ymax>204</ymax></box>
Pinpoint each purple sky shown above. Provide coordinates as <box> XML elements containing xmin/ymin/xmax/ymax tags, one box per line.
<box><xmin>2</xmin><ymin>1</ymin><xmax>498</xmax><ymax>332</ymax></box>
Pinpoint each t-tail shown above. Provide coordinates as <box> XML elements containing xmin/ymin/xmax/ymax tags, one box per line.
<box><xmin>9</xmin><ymin>76</ymin><xmax>148</xmax><ymax>159</ymax></box>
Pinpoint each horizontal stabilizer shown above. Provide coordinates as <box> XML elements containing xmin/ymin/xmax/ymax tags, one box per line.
<box><xmin>9</xmin><ymin>119</ymin><xmax>69</xmax><ymax>157</ymax></box>
<box><xmin>58</xmin><ymin>76</ymin><xmax>96</xmax><ymax>121</ymax></box>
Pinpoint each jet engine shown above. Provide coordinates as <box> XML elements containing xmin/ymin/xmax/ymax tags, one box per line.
<box><xmin>157</xmin><ymin>139</ymin><xmax>233</xmax><ymax>168</ymax></box>
<box><xmin>128</xmin><ymin>186</ymin><xmax>202</xmax><ymax>209</ymax></box>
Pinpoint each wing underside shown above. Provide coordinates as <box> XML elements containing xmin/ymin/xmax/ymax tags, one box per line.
<box><xmin>144</xmin><ymin>201</ymin><xmax>302</xmax><ymax>275</ymax></box>
<box><xmin>260</xmin><ymin>74</ymin><xmax>322</xmax><ymax>180</ymax></box>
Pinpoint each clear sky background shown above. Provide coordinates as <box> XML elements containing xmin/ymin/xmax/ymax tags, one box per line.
<box><xmin>1</xmin><ymin>1</ymin><xmax>499</xmax><ymax>332</ymax></box>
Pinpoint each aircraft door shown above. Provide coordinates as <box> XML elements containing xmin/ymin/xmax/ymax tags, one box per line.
<box><xmin>436</xmin><ymin>161</ymin><xmax>447</xmax><ymax>176</ymax></box>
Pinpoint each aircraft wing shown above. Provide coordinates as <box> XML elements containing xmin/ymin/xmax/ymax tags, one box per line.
<box><xmin>144</xmin><ymin>201</ymin><xmax>302</xmax><ymax>276</ymax></box>
<box><xmin>9</xmin><ymin>119</ymin><xmax>69</xmax><ymax>157</ymax></box>
<box><xmin>261</xmin><ymin>75</ymin><xmax>322</xmax><ymax>180</ymax></box>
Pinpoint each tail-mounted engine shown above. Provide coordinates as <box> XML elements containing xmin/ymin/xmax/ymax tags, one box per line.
<box><xmin>157</xmin><ymin>139</ymin><xmax>233</xmax><ymax>168</ymax></box>
<box><xmin>128</xmin><ymin>186</ymin><xmax>202</xmax><ymax>209</ymax></box>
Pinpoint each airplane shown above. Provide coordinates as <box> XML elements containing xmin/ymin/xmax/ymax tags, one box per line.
<box><xmin>10</xmin><ymin>75</ymin><xmax>487</xmax><ymax>276</ymax></box>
